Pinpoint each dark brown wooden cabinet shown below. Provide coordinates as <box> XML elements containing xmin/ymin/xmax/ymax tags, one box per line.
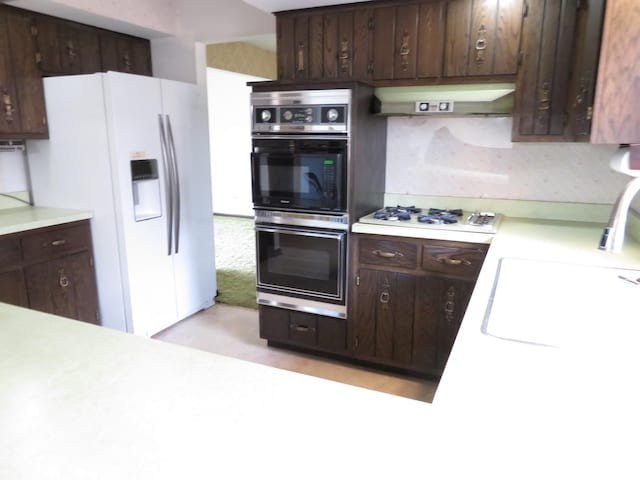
<box><xmin>259</xmin><ymin>305</ymin><xmax>348</xmax><ymax>354</ymax></box>
<box><xmin>444</xmin><ymin>0</ymin><xmax>524</xmax><ymax>78</ymax></box>
<box><xmin>0</xmin><ymin>221</ymin><xmax>99</xmax><ymax>325</ymax></box>
<box><xmin>591</xmin><ymin>0</ymin><xmax>640</xmax><ymax>144</ymax></box>
<box><xmin>0</xmin><ymin>4</ymin><xmax>152</xmax><ymax>139</ymax></box>
<box><xmin>350</xmin><ymin>234</ymin><xmax>487</xmax><ymax>377</ymax></box>
<box><xmin>100</xmin><ymin>32</ymin><xmax>152</xmax><ymax>76</ymax></box>
<box><xmin>0</xmin><ymin>6</ymin><xmax>48</xmax><ymax>139</ymax></box>
<box><xmin>276</xmin><ymin>0</ymin><xmax>522</xmax><ymax>85</ymax></box>
<box><xmin>512</xmin><ymin>0</ymin><xmax>605</xmax><ymax>141</ymax></box>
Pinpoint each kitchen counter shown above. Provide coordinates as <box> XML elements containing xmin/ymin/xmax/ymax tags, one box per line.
<box><xmin>2</xmin><ymin>211</ymin><xmax>640</xmax><ymax>478</ymax></box>
<box><xmin>0</xmin><ymin>206</ymin><xmax>92</xmax><ymax>235</ymax></box>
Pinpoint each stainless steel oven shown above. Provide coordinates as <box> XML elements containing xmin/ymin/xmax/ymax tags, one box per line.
<box><xmin>254</xmin><ymin>210</ymin><xmax>347</xmax><ymax>319</ymax></box>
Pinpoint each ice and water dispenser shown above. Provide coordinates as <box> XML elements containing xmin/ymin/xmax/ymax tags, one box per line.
<box><xmin>131</xmin><ymin>159</ymin><xmax>162</xmax><ymax>221</ymax></box>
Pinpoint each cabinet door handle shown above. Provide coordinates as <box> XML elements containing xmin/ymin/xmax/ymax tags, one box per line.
<box><xmin>373</xmin><ymin>249</ymin><xmax>404</xmax><ymax>258</ymax></box>
<box><xmin>474</xmin><ymin>24</ymin><xmax>488</xmax><ymax>64</ymax></box>
<box><xmin>123</xmin><ymin>53</ymin><xmax>132</xmax><ymax>71</ymax></box>
<box><xmin>51</xmin><ymin>239</ymin><xmax>67</xmax><ymax>247</ymax></box>
<box><xmin>339</xmin><ymin>39</ymin><xmax>350</xmax><ymax>72</ymax></box>
<box><xmin>444</xmin><ymin>286</ymin><xmax>456</xmax><ymax>322</ymax></box>
<box><xmin>297</xmin><ymin>42</ymin><xmax>305</xmax><ymax>72</ymax></box>
<box><xmin>59</xmin><ymin>274</ymin><xmax>70</xmax><ymax>288</ymax></box>
<box><xmin>399</xmin><ymin>33</ymin><xmax>410</xmax><ymax>70</ymax></box>
<box><xmin>66</xmin><ymin>40</ymin><xmax>78</xmax><ymax>58</ymax></box>
<box><xmin>379</xmin><ymin>290</ymin><xmax>390</xmax><ymax>304</ymax></box>
<box><xmin>2</xmin><ymin>90</ymin><xmax>14</xmax><ymax>123</ymax></box>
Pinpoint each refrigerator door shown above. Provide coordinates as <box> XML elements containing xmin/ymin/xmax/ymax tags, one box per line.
<box><xmin>160</xmin><ymin>79</ymin><xmax>216</xmax><ymax>319</ymax></box>
<box><xmin>104</xmin><ymin>72</ymin><xmax>178</xmax><ymax>336</ymax></box>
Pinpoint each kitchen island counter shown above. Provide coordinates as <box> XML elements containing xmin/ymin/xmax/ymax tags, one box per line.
<box><xmin>2</xmin><ymin>214</ymin><xmax>640</xmax><ymax>478</ymax></box>
<box><xmin>0</xmin><ymin>206</ymin><xmax>92</xmax><ymax>236</ymax></box>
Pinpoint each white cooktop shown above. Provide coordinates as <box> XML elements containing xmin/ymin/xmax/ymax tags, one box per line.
<box><xmin>357</xmin><ymin>207</ymin><xmax>502</xmax><ymax>235</ymax></box>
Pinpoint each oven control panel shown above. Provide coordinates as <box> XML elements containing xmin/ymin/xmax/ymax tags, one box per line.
<box><xmin>253</xmin><ymin>104</ymin><xmax>348</xmax><ymax>133</ymax></box>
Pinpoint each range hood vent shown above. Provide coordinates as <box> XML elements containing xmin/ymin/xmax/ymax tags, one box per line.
<box><xmin>372</xmin><ymin>83</ymin><xmax>515</xmax><ymax>116</ymax></box>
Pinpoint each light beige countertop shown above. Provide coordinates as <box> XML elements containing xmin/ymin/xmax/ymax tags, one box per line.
<box><xmin>0</xmin><ymin>206</ymin><xmax>92</xmax><ymax>236</ymax></box>
<box><xmin>2</xmin><ymin>205</ymin><xmax>640</xmax><ymax>479</ymax></box>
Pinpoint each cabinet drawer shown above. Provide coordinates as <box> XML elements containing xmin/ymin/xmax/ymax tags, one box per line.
<box><xmin>289</xmin><ymin>311</ymin><xmax>318</xmax><ymax>347</ymax></box>
<box><xmin>0</xmin><ymin>236</ymin><xmax>22</xmax><ymax>268</ymax></box>
<box><xmin>21</xmin><ymin>222</ymin><xmax>92</xmax><ymax>263</ymax></box>
<box><xmin>359</xmin><ymin>238</ymin><xmax>417</xmax><ymax>268</ymax></box>
<box><xmin>421</xmin><ymin>243</ymin><xmax>487</xmax><ymax>277</ymax></box>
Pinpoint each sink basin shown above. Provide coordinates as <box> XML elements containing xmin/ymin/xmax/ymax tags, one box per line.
<box><xmin>482</xmin><ymin>258</ymin><xmax>640</xmax><ymax>347</ymax></box>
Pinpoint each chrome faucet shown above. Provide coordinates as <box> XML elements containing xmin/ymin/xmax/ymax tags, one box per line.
<box><xmin>599</xmin><ymin>176</ymin><xmax>640</xmax><ymax>252</ymax></box>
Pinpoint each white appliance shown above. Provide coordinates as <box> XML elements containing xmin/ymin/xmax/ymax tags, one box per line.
<box><xmin>27</xmin><ymin>72</ymin><xmax>216</xmax><ymax>336</ymax></box>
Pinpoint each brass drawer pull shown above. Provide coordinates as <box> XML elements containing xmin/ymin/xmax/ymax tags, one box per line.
<box><xmin>379</xmin><ymin>291</ymin><xmax>390</xmax><ymax>304</ymax></box>
<box><xmin>291</xmin><ymin>324</ymin><xmax>315</xmax><ymax>333</ymax></box>
<box><xmin>59</xmin><ymin>274</ymin><xmax>70</xmax><ymax>288</ymax></box>
<box><xmin>373</xmin><ymin>249</ymin><xmax>404</xmax><ymax>259</ymax></box>
<box><xmin>436</xmin><ymin>256</ymin><xmax>471</xmax><ymax>266</ymax></box>
<box><xmin>51</xmin><ymin>239</ymin><xmax>67</xmax><ymax>247</ymax></box>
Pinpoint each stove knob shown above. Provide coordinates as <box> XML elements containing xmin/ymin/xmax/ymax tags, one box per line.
<box><xmin>326</xmin><ymin>108</ymin><xmax>339</xmax><ymax>122</ymax></box>
<box><xmin>305</xmin><ymin>107</ymin><xmax>313</xmax><ymax>115</ymax></box>
<box><xmin>260</xmin><ymin>109</ymin><xmax>271</xmax><ymax>122</ymax></box>
<box><xmin>306</xmin><ymin>115</ymin><xmax>313</xmax><ymax>123</ymax></box>
<box><xmin>282</xmin><ymin>110</ymin><xmax>293</xmax><ymax>121</ymax></box>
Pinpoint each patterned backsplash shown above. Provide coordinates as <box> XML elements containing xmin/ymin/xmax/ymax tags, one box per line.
<box><xmin>386</xmin><ymin>116</ymin><xmax>629</xmax><ymax>205</ymax></box>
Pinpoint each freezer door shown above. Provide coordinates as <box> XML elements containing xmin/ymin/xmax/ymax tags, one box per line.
<box><xmin>104</xmin><ymin>72</ymin><xmax>178</xmax><ymax>336</ymax></box>
<box><xmin>160</xmin><ymin>79</ymin><xmax>216</xmax><ymax>319</ymax></box>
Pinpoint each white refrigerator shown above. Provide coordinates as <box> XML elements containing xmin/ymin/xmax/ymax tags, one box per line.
<box><xmin>27</xmin><ymin>72</ymin><xmax>216</xmax><ymax>337</ymax></box>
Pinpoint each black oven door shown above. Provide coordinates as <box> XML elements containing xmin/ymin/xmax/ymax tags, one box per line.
<box><xmin>251</xmin><ymin>138</ymin><xmax>347</xmax><ymax>212</ymax></box>
<box><xmin>255</xmin><ymin>224</ymin><xmax>346</xmax><ymax>303</ymax></box>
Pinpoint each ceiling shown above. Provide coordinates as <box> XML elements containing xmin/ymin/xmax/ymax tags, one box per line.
<box><xmin>242</xmin><ymin>0</ymin><xmax>372</xmax><ymax>13</ymax></box>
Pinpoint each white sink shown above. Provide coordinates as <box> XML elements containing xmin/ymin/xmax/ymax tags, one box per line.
<box><xmin>482</xmin><ymin>258</ymin><xmax>640</xmax><ymax>347</ymax></box>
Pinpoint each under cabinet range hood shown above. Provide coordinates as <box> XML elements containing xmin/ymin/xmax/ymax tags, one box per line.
<box><xmin>372</xmin><ymin>83</ymin><xmax>516</xmax><ymax>116</ymax></box>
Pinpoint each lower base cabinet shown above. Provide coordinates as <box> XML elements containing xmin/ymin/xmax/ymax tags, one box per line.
<box><xmin>0</xmin><ymin>220</ymin><xmax>99</xmax><ymax>324</ymax></box>
<box><xmin>350</xmin><ymin>234</ymin><xmax>488</xmax><ymax>377</ymax></box>
<box><xmin>259</xmin><ymin>305</ymin><xmax>347</xmax><ymax>355</ymax></box>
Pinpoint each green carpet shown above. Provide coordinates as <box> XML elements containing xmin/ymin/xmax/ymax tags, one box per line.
<box><xmin>214</xmin><ymin>215</ymin><xmax>258</xmax><ymax>309</ymax></box>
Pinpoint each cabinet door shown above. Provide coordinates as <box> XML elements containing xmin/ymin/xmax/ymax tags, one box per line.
<box><xmin>0</xmin><ymin>10</ymin><xmax>23</xmax><ymax>136</ymax></box>
<box><xmin>415</xmin><ymin>274</ymin><xmax>474</xmax><ymax>373</ymax></box>
<box><xmin>0</xmin><ymin>269</ymin><xmax>29</xmax><ymax>308</ymax></box>
<box><xmin>59</xmin><ymin>23</ymin><xmax>102</xmax><ymax>75</ymax></box>
<box><xmin>33</xmin><ymin>15</ymin><xmax>62</xmax><ymax>74</ymax></box>
<box><xmin>3</xmin><ymin>7</ymin><xmax>47</xmax><ymax>138</ymax></box>
<box><xmin>445</xmin><ymin>0</ymin><xmax>523</xmax><ymax>78</ymax></box>
<box><xmin>591</xmin><ymin>0</ymin><xmax>638</xmax><ymax>144</ymax></box>
<box><xmin>371</xmin><ymin>6</ymin><xmax>396</xmax><ymax>81</ymax></box>
<box><xmin>322</xmin><ymin>11</ymin><xmax>356</xmax><ymax>80</ymax></box>
<box><xmin>100</xmin><ymin>33</ymin><xmax>119</xmax><ymax>72</ymax></box>
<box><xmin>353</xmin><ymin>268</ymin><xmax>416</xmax><ymax>366</ymax></box>
<box><xmin>128</xmin><ymin>37</ymin><xmax>152</xmax><ymax>76</ymax></box>
<box><xmin>353</xmin><ymin>9</ymin><xmax>374</xmax><ymax>81</ymax></box>
<box><xmin>25</xmin><ymin>251</ymin><xmax>99</xmax><ymax>324</ymax></box>
<box><xmin>276</xmin><ymin>15</ymin><xmax>296</xmax><ymax>81</ymax></box>
<box><xmin>416</xmin><ymin>1</ymin><xmax>446</xmax><ymax>78</ymax></box>
<box><xmin>512</xmin><ymin>0</ymin><xmax>579</xmax><ymax>140</ymax></box>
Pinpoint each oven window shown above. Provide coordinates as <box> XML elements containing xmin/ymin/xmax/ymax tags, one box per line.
<box><xmin>256</xmin><ymin>227</ymin><xmax>345</xmax><ymax>300</ymax></box>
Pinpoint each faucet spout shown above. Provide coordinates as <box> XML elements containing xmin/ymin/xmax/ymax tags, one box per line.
<box><xmin>599</xmin><ymin>176</ymin><xmax>640</xmax><ymax>252</ymax></box>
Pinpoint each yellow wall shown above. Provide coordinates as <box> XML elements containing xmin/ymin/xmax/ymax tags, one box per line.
<box><xmin>206</xmin><ymin>42</ymin><xmax>276</xmax><ymax>80</ymax></box>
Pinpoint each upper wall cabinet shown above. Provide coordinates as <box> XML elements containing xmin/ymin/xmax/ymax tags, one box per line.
<box><xmin>0</xmin><ymin>4</ymin><xmax>152</xmax><ymax>139</ymax></box>
<box><xmin>276</xmin><ymin>0</ymin><xmax>523</xmax><ymax>85</ymax></box>
<box><xmin>0</xmin><ymin>7</ymin><xmax>48</xmax><ymax>139</ymax></box>
<box><xmin>591</xmin><ymin>0</ymin><xmax>640</xmax><ymax>144</ymax></box>
<box><xmin>444</xmin><ymin>0</ymin><xmax>524</xmax><ymax>78</ymax></box>
<box><xmin>512</xmin><ymin>0</ymin><xmax>605</xmax><ymax>142</ymax></box>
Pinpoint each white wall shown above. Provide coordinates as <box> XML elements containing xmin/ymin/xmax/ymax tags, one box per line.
<box><xmin>0</xmin><ymin>150</ymin><xmax>30</xmax><ymax>209</ymax></box>
<box><xmin>386</xmin><ymin>117</ymin><xmax>629</xmax><ymax>204</ymax></box>
<box><xmin>207</xmin><ymin>68</ymin><xmax>266</xmax><ymax>216</ymax></box>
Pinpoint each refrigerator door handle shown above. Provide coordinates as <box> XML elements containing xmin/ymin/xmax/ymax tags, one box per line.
<box><xmin>166</xmin><ymin>114</ymin><xmax>181</xmax><ymax>254</ymax></box>
<box><xmin>158</xmin><ymin>114</ymin><xmax>173</xmax><ymax>256</ymax></box>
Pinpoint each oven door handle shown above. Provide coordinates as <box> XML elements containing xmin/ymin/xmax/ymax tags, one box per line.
<box><xmin>255</xmin><ymin>225</ymin><xmax>346</xmax><ymax>240</ymax></box>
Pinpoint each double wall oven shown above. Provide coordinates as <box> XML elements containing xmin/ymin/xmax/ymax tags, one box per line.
<box><xmin>251</xmin><ymin>89</ymin><xmax>351</xmax><ymax>319</ymax></box>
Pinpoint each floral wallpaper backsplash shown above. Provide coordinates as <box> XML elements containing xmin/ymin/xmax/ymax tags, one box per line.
<box><xmin>386</xmin><ymin>116</ymin><xmax>629</xmax><ymax>205</ymax></box>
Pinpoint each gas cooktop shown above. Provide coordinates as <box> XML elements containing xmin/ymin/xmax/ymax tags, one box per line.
<box><xmin>358</xmin><ymin>205</ymin><xmax>502</xmax><ymax>234</ymax></box>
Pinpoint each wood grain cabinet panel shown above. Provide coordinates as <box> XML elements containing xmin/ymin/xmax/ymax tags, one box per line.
<box><xmin>0</xmin><ymin>221</ymin><xmax>99</xmax><ymax>325</ymax></box>
<box><xmin>350</xmin><ymin>233</ymin><xmax>488</xmax><ymax>377</ymax></box>
<box><xmin>512</xmin><ymin>0</ymin><xmax>605</xmax><ymax>142</ymax></box>
<box><xmin>591</xmin><ymin>0</ymin><xmax>639</xmax><ymax>144</ymax></box>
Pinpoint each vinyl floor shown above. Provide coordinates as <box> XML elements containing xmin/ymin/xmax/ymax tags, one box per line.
<box><xmin>153</xmin><ymin>303</ymin><xmax>438</xmax><ymax>403</ymax></box>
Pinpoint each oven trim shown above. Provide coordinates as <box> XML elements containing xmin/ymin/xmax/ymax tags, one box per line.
<box><xmin>257</xmin><ymin>292</ymin><xmax>347</xmax><ymax>319</ymax></box>
<box><xmin>255</xmin><ymin>223</ymin><xmax>347</xmax><ymax>304</ymax></box>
